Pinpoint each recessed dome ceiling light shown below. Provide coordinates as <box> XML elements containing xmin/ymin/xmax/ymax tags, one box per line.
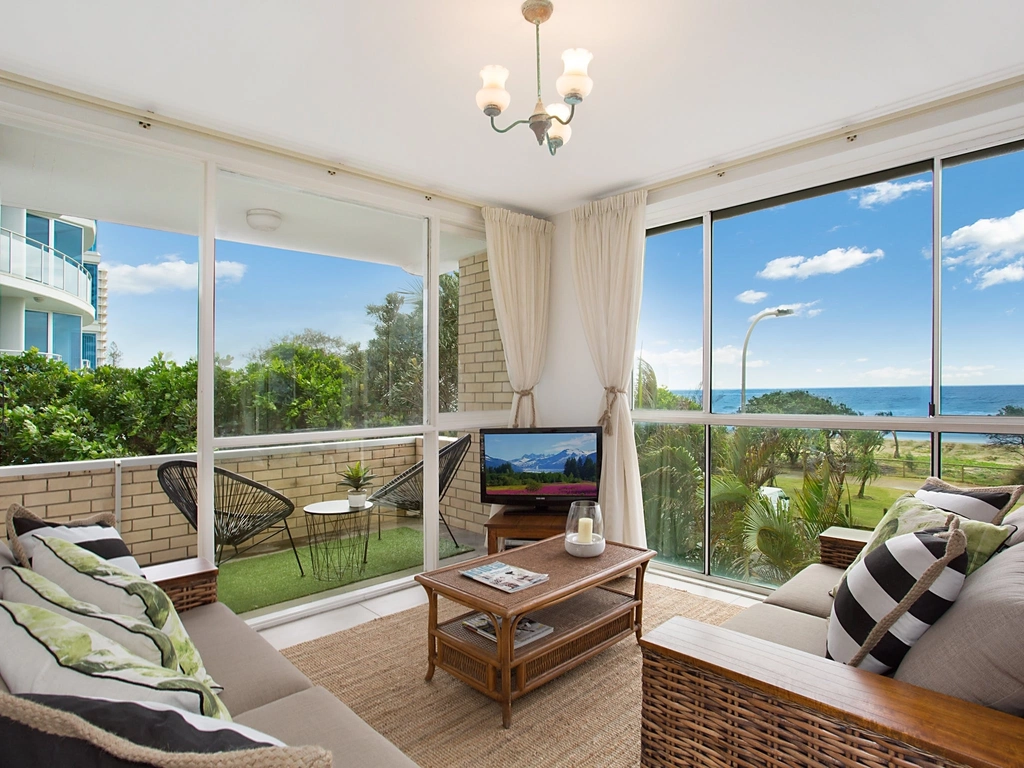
<box><xmin>246</xmin><ymin>208</ymin><xmax>282</xmax><ymax>232</ymax></box>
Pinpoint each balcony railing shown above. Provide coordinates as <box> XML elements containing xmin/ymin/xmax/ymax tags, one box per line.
<box><xmin>0</xmin><ymin>348</ymin><xmax>62</xmax><ymax>361</ymax></box>
<box><xmin>0</xmin><ymin>227</ymin><xmax>93</xmax><ymax>307</ymax></box>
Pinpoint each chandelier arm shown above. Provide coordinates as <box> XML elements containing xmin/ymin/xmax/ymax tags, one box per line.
<box><xmin>550</xmin><ymin>103</ymin><xmax>576</xmax><ymax>126</ymax></box>
<box><xmin>548</xmin><ymin>140</ymin><xmax>558</xmax><ymax>156</ymax></box>
<box><xmin>490</xmin><ymin>116</ymin><xmax>532</xmax><ymax>134</ymax></box>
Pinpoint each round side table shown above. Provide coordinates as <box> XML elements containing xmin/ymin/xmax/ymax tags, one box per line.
<box><xmin>303</xmin><ymin>500</ymin><xmax>374</xmax><ymax>581</ymax></box>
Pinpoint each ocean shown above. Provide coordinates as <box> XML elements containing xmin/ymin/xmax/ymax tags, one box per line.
<box><xmin>668</xmin><ymin>385</ymin><xmax>1024</xmax><ymax>442</ymax></box>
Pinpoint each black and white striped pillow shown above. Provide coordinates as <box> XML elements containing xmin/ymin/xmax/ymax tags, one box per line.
<box><xmin>827</xmin><ymin>519</ymin><xmax>968</xmax><ymax>674</ymax></box>
<box><xmin>914</xmin><ymin>477</ymin><xmax>1023</xmax><ymax>525</ymax></box>
<box><xmin>6</xmin><ymin>504</ymin><xmax>140</xmax><ymax>575</ymax></box>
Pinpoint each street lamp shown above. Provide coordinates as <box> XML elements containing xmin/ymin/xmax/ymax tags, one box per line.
<box><xmin>740</xmin><ymin>307</ymin><xmax>794</xmax><ymax>411</ymax></box>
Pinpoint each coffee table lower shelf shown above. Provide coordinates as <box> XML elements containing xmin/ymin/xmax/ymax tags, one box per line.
<box><xmin>433</xmin><ymin>586</ymin><xmax>638</xmax><ymax>711</ymax></box>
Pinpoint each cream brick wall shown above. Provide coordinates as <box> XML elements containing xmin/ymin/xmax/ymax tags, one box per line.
<box><xmin>440</xmin><ymin>431</ymin><xmax>490</xmax><ymax>535</ymax></box>
<box><xmin>458</xmin><ymin>251</ymin><xmax>513</xmax><ymax>413</ymax></box>
<box><xmin>1</xmin><ymin>442</ymin><xmax>420</xmax><ymax>567</ymax></box>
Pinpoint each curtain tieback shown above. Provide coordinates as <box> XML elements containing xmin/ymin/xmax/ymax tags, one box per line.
<box><xmin>597</xmin><ymin>387</ymin><xmax>627</xmax><ymax>435</ymax></box>
<box><xmin>512</xmin><ymin>388</ymin><xmax>536</xmax><ymax>428</ymax></box>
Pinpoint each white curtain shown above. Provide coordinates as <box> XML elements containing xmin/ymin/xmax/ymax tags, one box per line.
<box><xmin>570</xmin><ymin>190</ymin><xmax>648</xmax><ymax>547</ymax></box>
<box><xmin>483</xmin><ymin>207</ymin><xmax>554</xmax><ymax>429</ymax></box>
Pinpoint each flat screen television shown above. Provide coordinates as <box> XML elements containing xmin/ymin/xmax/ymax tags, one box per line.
<box><xmin>479</xmin><ymin>426</ymin><xmax>602</xmax><ymax>511</ymax></box>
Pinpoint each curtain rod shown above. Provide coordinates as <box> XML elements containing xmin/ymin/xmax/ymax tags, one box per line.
<box><xmin>0</xmin><ymin>68</ymin><xmax>484</xmax><ymax>211</ymax></box>
<box><xmin>644</xmin><ymin>71</ymin><xmax>1024</xmax><ymax>196</ymax></box>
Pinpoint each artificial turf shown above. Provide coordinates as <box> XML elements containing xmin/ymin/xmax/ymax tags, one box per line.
<box><xmin>217</xmin><ymin>526</ymin><xmax>473</xmax><ymax>613</ymax></box>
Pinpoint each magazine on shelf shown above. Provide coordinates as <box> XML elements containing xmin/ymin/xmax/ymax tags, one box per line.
<box><xmin>461</xmin><ymin>613</ymin><xmax>554</xmax><ymax>648</ymax></box>
<box><xmin>459</xmin><ymin>561</ymin><xmax>549</xmax><ymax>593</ymax></box>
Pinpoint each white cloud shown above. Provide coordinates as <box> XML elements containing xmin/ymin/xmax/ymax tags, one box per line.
<box><xmin>976</xmin><ymin>259</ymin><xmax>1024</xmax><ymax>289</ymax></box>
<box><xmin>736</xmin><ymin>290</ymin><xmax>767</xmax><ymax>304</ymax></box>
<box><xmin>806</xmin><ymin>308</ymin><xmax>823</xmax><ymax>318</ymax></box>
<box><xmin>942</xmin><ymin>209</ymin><xmax>1024</xmax><ymax>275</ymax></box>
<box><xmin>856</xmin><ymin>357</ymin><xmax>869</xmax><ymax>363</ymax></box>
<box><xmin>859</xmin><ymin>366</ymin><xmax>928</xmax><ymax>383</ymax></box>
<box><xmin>106</xmin><ymin>255</ymin><xmax>247</xmax><ymax>295</ymax></box>
<box><xmin>757</xmin><ymin>247</ymin><xmax>883</xmax><ymax>280</ymax></box>
<box><xmin>854</xmin><ymin>179</ymin><xmax>932</xmax><ymax>208</ymax></box>
<box><xmin>943</xmin><ymin>364</ymin><xmax>995</xmax><ymax>380</ymax></box>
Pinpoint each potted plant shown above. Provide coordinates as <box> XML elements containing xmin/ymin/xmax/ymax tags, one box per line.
<box><xmin>339</xmin><ymin>461</ymin><xmax>376</xmax><ymax>508</ymax></box>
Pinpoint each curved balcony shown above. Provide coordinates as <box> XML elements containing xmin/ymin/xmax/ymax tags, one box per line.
<box><xmin>0</xmin><ymin>227</ymin><xmax>94</xmax><ymax>317</ymax></box>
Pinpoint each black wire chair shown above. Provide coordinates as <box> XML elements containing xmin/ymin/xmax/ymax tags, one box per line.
<box><xmin>157</xmin><ymin>460</ymin><xmax>304</xmax><ymax>575</ymax></box>
<box><xmin>368</xmin><ymin>434</ymin><xmax>472</xmax><ymax>546</ymax></box>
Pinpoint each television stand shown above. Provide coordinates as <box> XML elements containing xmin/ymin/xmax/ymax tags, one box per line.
<box><xmin>485</xmin><ymin>508</ymin><xmax>568</xmax><ymax>554</ymax></box>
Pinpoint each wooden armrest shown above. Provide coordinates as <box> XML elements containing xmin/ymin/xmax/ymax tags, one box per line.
<box><xmin>818</xmin><ymin>525</ymin><xmax>872</xmax><ymax>568</ymax></box>
<box><xmin>141</xmin><ymin>557</ymin><xmax>218</xmax><ymax>612</ymax></box>
<box><xmin>640</xmin><ymin>617</ymin><xmax>1024</xmax><ymax>768</ymax></box>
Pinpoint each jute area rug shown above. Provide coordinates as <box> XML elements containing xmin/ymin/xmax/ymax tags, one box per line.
<box><xmin>282</xmin><ymin>582</ymin><xmax>742</xmax><ymax>768</ymax></box>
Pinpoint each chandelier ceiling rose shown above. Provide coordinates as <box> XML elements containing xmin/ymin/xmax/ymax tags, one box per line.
<box><xmin>521</xmin><ymin>0</ymin><xmax>553</xmax><ymax>25</ymax></box>
<box><xmin>475</xmin><ymin>1</ymin><xmax>593</xmax><ymax>156</ymax></box>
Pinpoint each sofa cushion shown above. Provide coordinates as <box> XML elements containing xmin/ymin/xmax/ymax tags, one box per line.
<box><xmin>764</xmin><ymin>563</ymin><xmax>843</xmax><ymax>619</ymax></box>
<box><xmin>0</xmin><ymin>600</ymin><xmax>229</xmax><ymax>720</ymax></box>
<box><xmin>720</xmin><ymin>603</ymin><xmax>828</xmax><ymax>657</ymax></box>
<box><xmin>827</xmin><ymin>522</ymin><xmax>967</xmax><ymax>675</ymax></box>
<box><xmin>913</xmin><ymin>476</ymin><xmax>1023</xmax><ymax>525</ymax></box>
<box><xmin>31</xmin><ymin>537</ymin><xmax>219</xmax><ymax>692</ymax></box>
<box><xmin>7</xmin><ymin>503</ymin><xmax>140</xmax><ymax>574</ymax></box>
<box><xmin>895</xmin><ymin>541</ymin><xmax>1024</xmax><ymax>715</ymax></box>
<box><xmin>0</xmin><ymin>540</ymin><xmax>15</xmax><ymax>568</ymax></box>
<box><xmin>843</xmin><ymin>494</ymin><xmax>1013</xmax><ymax>579</ymax></box>
<box><xmin>3</xmin><ymin>566</ymin><xmax>177</xmax><ymax>670</ymax></box>
<box><xmin>180</xmin><ymin>602</ymin><xmax>312</xmax><ymax>716</ymax></box>
<box><xmin>0</xmin><ymin>693</ymin><xmax>331</xmax><ymax>768</ymax></box>
<box><xmin>235</xmin><ymin>686</ymin><xmax>417</xmax><ymax>767</ymax></box>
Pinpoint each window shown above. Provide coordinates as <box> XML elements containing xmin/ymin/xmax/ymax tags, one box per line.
<box><xmin>82</xmin><ymin>333</ymin><xmax>97</xmax><ymax>369</ymax></box>
<box><xmin>711</xmin><ymin>167</ymin><xmax>933</xmax><ymax>416</ymax></box>
<box><xmin>635</xmin><ymin>220</ymin><xmax>703</xmax><ymax>409</ymax></box>
<box><xmin>940</xmin><ymin>144</ymin><xmax>1024</xmax><ymax>417</ymax></box>
<box><xmin>52</xmin><ymin>313</ymin><xmax>82</xmax><ymax>369</ymax></box>
<box><xmin>24</xmin><ymin>310</ymin><xmax>48</xmax><ymax>353</ymax></box>
<box><xmin>214</xmin><ymin>171</ymin><xmax>427</xmax><ymax>437</ymax></box>
<box><xmin>54</xmin><ymin>221</ymin><xmax>84</xmax><ymax>263</ymax></box>
<box><xmin>25</xmin><ymin>214</ymin><xmax>49</xmax><ymax>247</ymax></box>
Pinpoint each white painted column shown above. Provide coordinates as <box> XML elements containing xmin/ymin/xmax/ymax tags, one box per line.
<box><xmin>196</xmin><ymin>164</ymin><xmax>217</xmax><ymax>563</ymax></box>
<box><xmin>1</xmin><ymin>206</ymin><xmax>27</xmax><ymax>278</ymax></box>
<box><xmin>0</xmin><ymin>296</ymin><xmax>26</xmax><ymax>351</ymax></box>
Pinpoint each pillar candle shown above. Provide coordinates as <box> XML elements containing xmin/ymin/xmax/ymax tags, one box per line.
<box><xmin>578</xmin><ymin>517</ymin><xmax>593</xmax><ymax>544</ymax></box>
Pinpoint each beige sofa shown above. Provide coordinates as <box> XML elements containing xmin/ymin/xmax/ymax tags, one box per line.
<box><xmin>0</xmin><ymin>550</ymin><xmax>416</xmax><ymax>767</ymax></box>
<box><xmin>639</xmin><ymin>527</ymin><xmax>1024</xmax><ymax>768</ymax></box>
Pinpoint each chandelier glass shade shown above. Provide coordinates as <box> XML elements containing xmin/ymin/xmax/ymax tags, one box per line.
<box><xmin>475</xmin><ymin>1</ymin><xmax>592</xmax><ymax>155</ymax></box>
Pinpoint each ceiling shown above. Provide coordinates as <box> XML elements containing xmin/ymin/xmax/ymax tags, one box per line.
<box><xmin>1</xmin><ymin>1</ymin><xmax>1024</xmax><ymax>216</ymax></box>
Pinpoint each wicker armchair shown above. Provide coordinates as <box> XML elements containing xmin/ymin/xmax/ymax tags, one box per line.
<box><xmin>368</xmin><ymin>434</ymin><xmax>471</xmax><ymax>546</ymax></box>
<box><xmin>157</xmin><ymin>460</ymin><xmax>304</xmax><ymax>575</ymax></box>
<box><xmin>639</xmin><ymin>530</ymin><xmax>1024</xmax><ymax>768</ymax></box>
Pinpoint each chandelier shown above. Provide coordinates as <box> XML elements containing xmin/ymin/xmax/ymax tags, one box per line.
<box><xmin>475</xmin><ymin>0</ymin><xmax>593</xmax><ymax>155</ymax></box>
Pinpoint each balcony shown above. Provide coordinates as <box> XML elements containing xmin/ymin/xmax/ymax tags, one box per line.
<box><xmin>0</xmin><ymin>227</ymin><xmax>94</xmax><ymax>316</ymax></box>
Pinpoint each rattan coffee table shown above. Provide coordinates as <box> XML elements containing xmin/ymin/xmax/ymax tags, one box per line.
<box><xmin>414</xmin><ymin>535</ymin><xmax>655</xmax><ymax>728</ymax></box>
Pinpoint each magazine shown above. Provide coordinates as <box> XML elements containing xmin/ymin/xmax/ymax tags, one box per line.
<box><xmin>460</xmin><ymin>561</ymin><xmax>549</xmax><ymax>593</ymax></box>
<box><xmin>462</xmin><ymin>613</ymin><xmax>554</xmax><ymax>648</ymax></box>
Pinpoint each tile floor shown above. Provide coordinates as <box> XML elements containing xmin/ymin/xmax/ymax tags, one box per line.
<box><xmin>257</xmin><ymin>568</ymin><xmax>763</xmax><ymax>650</ymax></box>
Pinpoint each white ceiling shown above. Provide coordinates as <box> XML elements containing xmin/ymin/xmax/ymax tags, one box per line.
<box><xmin>1</xmin><ymin>1</ymin><xmax>1024</xmax><ymax>216</ymax></box>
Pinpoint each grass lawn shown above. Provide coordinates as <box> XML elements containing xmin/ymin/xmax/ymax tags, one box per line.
<box><xmin>218</xmin><ymin>527</ymin><xmax>473</xmax><ymax>614</ymax></box>
<box><xmin>773</xmin><ymin>474</ymin><xmax>907</xmax><ymax>529</ymax></box>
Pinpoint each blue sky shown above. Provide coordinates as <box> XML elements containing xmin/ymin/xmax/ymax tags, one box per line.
<box><xmin>638</xmin><ymin>148</ymin><xmax>1024</xmax><ymax>393</ymax></box>
<box><xmin>96</xmin><ymin>227</ymin><xmax>415</xmax><ymax>368</ymax></box>
<box><xmin>484</xmin><ymin>432</ymin><xmax>598</xmax><ymax>461</ymax></box>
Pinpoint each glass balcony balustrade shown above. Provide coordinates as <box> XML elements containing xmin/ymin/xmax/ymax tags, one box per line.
<box><xmin>0</xmin><ymin>227</ymin><xmax>92</xmax><ymax>306</ymax></box>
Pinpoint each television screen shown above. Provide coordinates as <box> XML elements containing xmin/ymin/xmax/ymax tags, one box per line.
<box><xmin>480</xmin><ymin>426</ymin><xmax>602</xmax><ymax>509</ymax></box>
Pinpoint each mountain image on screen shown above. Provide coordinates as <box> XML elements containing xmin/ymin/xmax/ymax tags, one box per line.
<box><xmin>484</xmin><ymin>442</ymin><xmax>599</xmax><ymax>497</ymax></box>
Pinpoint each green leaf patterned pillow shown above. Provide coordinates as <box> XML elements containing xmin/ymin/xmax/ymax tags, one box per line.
<box><xmin>30</xmin><ymin>537</ymin><xmax>221</xmax><ymax>693</ymax></box>
<box><xmin>0</xmin><ymin>600</ymin><xmax>229</xmax><ymax>720</ymax></box>
<box><xmin>842</xmin><ymin>493</ymin><xmax>1015</xmax><ymax>581</ymax></box>
<box><xmin>2</xmin><ymin>566</ymin><xmax>177</xmax><ymax>671</ymax></box>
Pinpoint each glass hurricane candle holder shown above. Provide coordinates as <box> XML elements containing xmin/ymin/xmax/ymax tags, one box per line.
<box><xmin>565</xmin><ymin>501</ymin><xmax>605</xmax><ymax>557</ymax></box>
